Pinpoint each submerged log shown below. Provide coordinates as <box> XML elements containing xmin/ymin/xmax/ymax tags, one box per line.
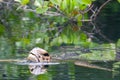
<box><xmin>74</xmin><ymin>61</ymin><xmax>112</xmax><ymax>71</ymax></box>
<box><xmin>0</xmin><ymin>59</ymin><xmax>26</xmax><ymax>62</ymax></box>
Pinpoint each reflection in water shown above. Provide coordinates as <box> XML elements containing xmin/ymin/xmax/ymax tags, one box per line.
<box><xmin>0</xmin><ymin>61</ymin><xmax>120</xmax><ymax>80</ymax></box>
<box><xmin>28</xmin><ymin>64</ymin><xmax>47</xmax><ymax>75</ymax></box>
<box><xmin>112</xmin><ymin>61</ymin><xmax>120</xmax><ymax>80</ymax></box>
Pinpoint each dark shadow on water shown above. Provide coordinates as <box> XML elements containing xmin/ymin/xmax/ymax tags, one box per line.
<box><xmin>75</xmin><ymin>66</ymin><xmax>112</xmax><ymax>80</ymax></box>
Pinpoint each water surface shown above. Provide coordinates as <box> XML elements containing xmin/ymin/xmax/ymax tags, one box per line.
<box><xmin>0</xmin><ymin>61</ymin><xmax>119</xmax><ymax>80</ymax></box>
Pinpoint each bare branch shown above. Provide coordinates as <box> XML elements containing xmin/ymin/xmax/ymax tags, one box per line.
<box><xmin>44</xmin><ymin>11</ymin><xmax>62</xmax><ymax>16</ymax></box>
<box><xmin>93</xmin><ymin>0</ymin><xmax>111</xmax><ymax>20</ymax></box>
<box><xmin>79</xmin><ymin>4</ymin><xmax>94</xmax><ymax>14</ymax></box>
<box><xmin>81</xmin><ymin>19</ymin><xmax>92</xmax><ymax>22</ymax></box>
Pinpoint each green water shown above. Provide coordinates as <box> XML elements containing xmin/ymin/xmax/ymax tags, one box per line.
<box><xmin>0</xmin><ymin>61</ymin><xmax>119</xmax><ymax>80</ymax></box>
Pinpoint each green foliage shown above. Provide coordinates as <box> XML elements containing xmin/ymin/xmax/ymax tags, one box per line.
<box><xmin>80</xmin><ymin>43</ymin><xmax>116</xmax><ymax>60</ymax></box>
<box><xmin>12</xmin><ymin>0</ymin><xmax>95</xmax><ymax>50</ymax></box>
<box><xmin>50</xmin><ymin>0</ymin><xmax>62</xmax><ymax>6</ymax></box>
<box><xmin>112</xmin><ymin>61</ymin><xmax>120</xmax><ymax>77</ymax></box>
<box><xmin>0</xmin><ymin>24</ymin><xmax>5</xmax><ymax>36</ymax></box>
<box><xmin>117</xmin><ymin>0</ymin><xmax>120</xmax><ymax>3</ymax></box>
<box><xmin>34</xmin><ymin>0</ymin><xmax>43</xmax><ymax>7</ymax></box>
<box><xmin>80</xmin><ymin>50</ymin><xmax>115</xmax><ymax>60</ymax></box>
<box><xmin>80</xmin><ymin>0</ymin><xmax>92</xmax><ymax>4</ymax></box>
<box><xmin>34</xmin><ymin>0</ymin><xmax>49</xmax><ymax>14</ymax></box>
<box><xmin>117</xmin><ymin>39</ymin><xmax>120</xmax><ymax>47</ymax></box>
<box><xmin>15</xmin><ymin>0</ymin><xmax>94</xmax><ymax>17</ymax></box>
<box><xmin>15</xmin><ymin>0</ymin><xmax>30</xmax><ymax>5</ymax></box>
<box><xmin>21</xmin><ymin>0</ymin><xmax>29</xmax><ymax>5</ymax></box>
<box><xmin>50</xmin><ymin>0</ymin><xmax>92</xmax><ymax>17</ymax></box>
<box><xmin>36</xmin><ymin>72</ymin><xmax>52</xmax><ymax>80</ymax></box>
<box><xmin>80</xmin><ymin>33</ymin><xmax>87</xmax><ymax>41</ymax></box>
<box><xmin>36</xmin><ymin>7</ymin><xmax>48</xmax><ymax>14</ymax></box>
<box><xmin>116</xmin><ymin>39</ymin><xmax>120</xmax><ymax>52</ymax></box>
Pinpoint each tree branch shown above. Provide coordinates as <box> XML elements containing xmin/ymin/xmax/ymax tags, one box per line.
<box><xmin>93</xmin><ymin>0</ymin><xmax>111</xmax><ymax>20</ymax></box>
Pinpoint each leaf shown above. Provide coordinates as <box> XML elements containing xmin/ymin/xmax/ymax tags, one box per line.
<box><xmin>34</xmin><ymin>0</ymin><xmax>41</xmax><ymax>7</ymax></box>
<box><xmin>118</xmin><ymin>0</ymin><xmax>120</xmax><ymax>3</ymax></box>
<box><xmin>34</xmin><ymin>0</ymin><xmax>49</xmax><ymax>14</ymax></box>
<box><xmin>0</xmin><ymin>24</ymin><xmax>5</xmax><ymax>36</ymax></box>
<box><xmin>79</xmin><ymin>4</ymin><xmax>87</xmax><ymax>10</ymax></box>
<box><xmin>21</xmin><ymin>0</ymin><xmax>29</xmax><ymax>5</ymax></box>
<box><xmin>71</xmin><ymin>0</ymin><xmax>77</xmax><ymax>10</ymax></box>
<box><xmin>80</xmin><ymin>33</ymin><xmax>87</xmax><ymax>41</ymax></box>
<box><xmin>34</xmin><ymin>0</ymin><xmax>44</xmax><ymax>7</ymax></box>
<box><xmin>80</xmin><ymin>0</ymin><xmax>91</xmax><ymax>5</ymax></box>
<box><xmin>60</xmin><ymin>0</ymin><xmax>67</xmax><ymax>11</ymax></box>
<box><xmin>21</xmin><ymin>38</ymin><xmax>30</xmax><ymax>45</ymax></box>
<box><xmin>50</xmin><ymin>0</ymin><xmax>62</xmax><ymax>6</ymax></box>
<box><xmin>68</xmin><ymin>0</ymin><xmax>75</xmax><ymax>14</ymax></box>
<box><xmin>76</xmin><ymin>14</ymin><xmax>82</xmax><ymax>21</ymax></box>
<box><xmin>44</xmin><ymin>1</ymin><xmax>49</xmax><ymax>6</ymax></box>
<box><xmin>36</xmin><ymin>7</ymin><xmax>48</xmax><ymax>14</ymax></box>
